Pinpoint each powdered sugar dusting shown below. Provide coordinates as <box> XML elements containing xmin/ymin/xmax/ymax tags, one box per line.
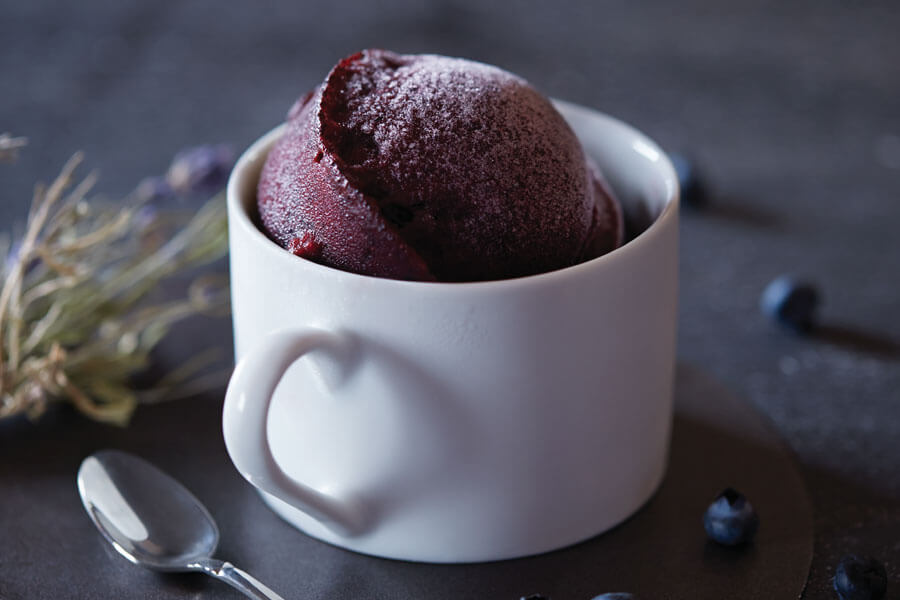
<box><xmin>259</xmin><ymin>49</ymin><xmax>622</xmax><ymax>282</ymax></box>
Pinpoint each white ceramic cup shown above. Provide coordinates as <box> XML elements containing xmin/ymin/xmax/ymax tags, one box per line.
<box><xmin>222</xmin><ymin>100</ymin><xmax>679</xmax><ymax>563</ymax></box>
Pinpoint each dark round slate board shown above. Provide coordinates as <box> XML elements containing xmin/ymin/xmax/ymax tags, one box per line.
<box><xmin>0</xmin><ymin>364</ymin><xmax>812</xmax><ymax>599</ymax></box>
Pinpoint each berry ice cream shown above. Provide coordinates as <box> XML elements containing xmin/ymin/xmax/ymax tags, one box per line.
<box><xmin>257</xmin><ymin>49</ymin><xmax>623</xmax><ymax>282</ymax></box>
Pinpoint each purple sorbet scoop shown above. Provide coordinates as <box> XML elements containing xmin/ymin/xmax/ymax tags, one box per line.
<box><xmin>257</xmin><ymin>49</ymin><xmax>623</xmax><ymax>282</ymax></box>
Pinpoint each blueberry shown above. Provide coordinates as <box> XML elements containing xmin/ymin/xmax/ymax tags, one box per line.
<box><xmin>833</xmin><ymin>555</ymin><xmax>887</xmax><ymax>600</ymax></box>
<box><xmin>760</xmin><ymin>275</ymin><xmax>821</xmax><ymax>333</ymax></box>
<box><xmin>519</xmin><ymin>595</ymin><xmax>550</xmax><ymax>600</ymax></box>
<box><xmin>591</xmin><ymin>594</ymin><xmax>634</xmax><ymax>600</ymax></box>
<box><xmin>703</xmin><ymin>488</ymin><xmax>759</xmax><ymax>546</ymax></box>
<box><xmin>668</xmin><ymin>152</ymin><xmax>708</xmax><ymax>208</ymax></box>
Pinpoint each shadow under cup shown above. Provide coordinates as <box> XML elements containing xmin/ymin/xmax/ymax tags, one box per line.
<box><xmin>224</xmin><ymin>100</ymin><xmax>680</xmax><ymax>563</ymax></box>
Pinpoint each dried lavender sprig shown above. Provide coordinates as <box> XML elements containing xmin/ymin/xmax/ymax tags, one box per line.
<box><xmin>0</xmin><ymin>151</ymin><xmax>230</xmax><ymax>425</ymax></box>
<box><xmin>166</xmin><ymin>144</ymin><xmax>235</xmax><ymax>197</ymax></box>
<box><xmin>0</xmin><ymin>153</ymin><xmax>84</xmax><ymax>378</ymax></box>
<box><xmin>0</xmin><ymin>133</ymin><xmax>27</xmax><ymax>162</ymax></box>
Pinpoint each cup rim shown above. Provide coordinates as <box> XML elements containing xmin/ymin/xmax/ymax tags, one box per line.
<box><xmin>227</xmin><ymin>100</ymin><xmax>680</xmax><ymax>292</ymax></box>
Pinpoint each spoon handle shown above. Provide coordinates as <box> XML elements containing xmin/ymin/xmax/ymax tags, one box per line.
<box><xmin>193</xmin><ymin>558</ymin><xmax>285</xmax><ymax>600</ymax></box>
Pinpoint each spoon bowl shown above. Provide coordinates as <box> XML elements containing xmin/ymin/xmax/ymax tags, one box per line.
<box><xmin>78</xmin><ymin>450</ymin><xmax>284</xmax><ymax>599</ymax></box>
<box><xmin>78</xmin><ymin>450</ymin><xmax>219</xmax><ymax>571</ymax></box>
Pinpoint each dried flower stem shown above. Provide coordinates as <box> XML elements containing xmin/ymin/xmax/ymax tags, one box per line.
<box><xmin>0</xmin><ymin>152</ymin><xmax>229</xmax><ymax>424</ymax></box>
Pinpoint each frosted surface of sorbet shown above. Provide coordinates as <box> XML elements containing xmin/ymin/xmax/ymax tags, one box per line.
<box><xmin>257</xmin><ymin>49</ymin><xmax>622</xmax><ymax>282</ymax></box>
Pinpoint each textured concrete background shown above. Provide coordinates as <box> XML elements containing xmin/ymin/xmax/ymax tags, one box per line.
<box><xmin>2</xmin><ymin>1</ymin><xmax>900</xmax><ymax>597</ymax></box>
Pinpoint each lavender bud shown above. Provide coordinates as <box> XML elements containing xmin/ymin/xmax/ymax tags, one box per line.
<box><xmin>4</xmin><ymin>240</ymin><xmax>22</xmax><ymax>274</ymax></box>
<box><xmin>134</xmin><ymin>204</ymin><xmax>159</xmax><ymax>231</ymax></box>
<box><xmin>135</xmin><ymin>176</ymin><xmax>174</xmax><ymax>203</ymax></box>
<box><xmin>166</xmin><ymin>144</ymin><xmax>235</xmax><ymax>197</ymax></box>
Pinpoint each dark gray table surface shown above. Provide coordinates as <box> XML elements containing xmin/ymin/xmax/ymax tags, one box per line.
<box><xmin>0</xmin><ymin>365</ymin><xmax>815</xmax><ymax>600</ymax></box>
<box><xmin>2</xmin><ymin>1</ymin><xmax>899</xmax><ymax>598</ymax></box>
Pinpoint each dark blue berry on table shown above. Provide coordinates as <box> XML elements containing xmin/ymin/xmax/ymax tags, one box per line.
<box><xmin>833</xmin><ymin>555</ymin><xmax>887</xmax><ymax>600</ymax></box>
<box><xmin>703</xmin><ymin>487</ymin><xmax>759</xmax><ymax>546</ymax></box>
<box><xmin>591</xmin><ymin>593</ymin><xmax>634</xmax><ymax>600</ymax></box>
<box><xmin>668</xmin><ymin>152</ymin><xmax>708</xmax><ymax>208</ymax></box>
<box><xmin>760</xmin><ymin>275</ymin><xmax>821</xmax><ymax>333</ymax></box>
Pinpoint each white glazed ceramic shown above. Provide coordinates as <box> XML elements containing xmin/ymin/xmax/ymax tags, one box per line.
<box><xmin>222</xmin><ymin>100</ymin><xmax>679</xmax><ymax>563</ymax></box>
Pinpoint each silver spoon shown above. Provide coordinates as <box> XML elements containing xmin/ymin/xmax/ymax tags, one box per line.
<box><xmin>77</xmin><ymin>449</ymin><xmax>285</xmax><ymax>600</ymax></box>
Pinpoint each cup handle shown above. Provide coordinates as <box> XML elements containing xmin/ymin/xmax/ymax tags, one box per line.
<box><xmin>222</xmin><ymin>328</ymin><xmax>368</xmax><ymax>536</ymax></box>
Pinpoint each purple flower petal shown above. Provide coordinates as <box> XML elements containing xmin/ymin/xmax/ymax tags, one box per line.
<box><xmin>134</xmin><ymin>204</ymin><xmax>159</xmax><ymax>231</ymax></box>
<box><xmin>166</xmin><ymin>144</ymin><xmax>235</xmax><ymax>197</ymax></box>
<box><xmin>135</xmin><ymin>176</ymin><xmax>175</xmax><ymax>204</ymax></box>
